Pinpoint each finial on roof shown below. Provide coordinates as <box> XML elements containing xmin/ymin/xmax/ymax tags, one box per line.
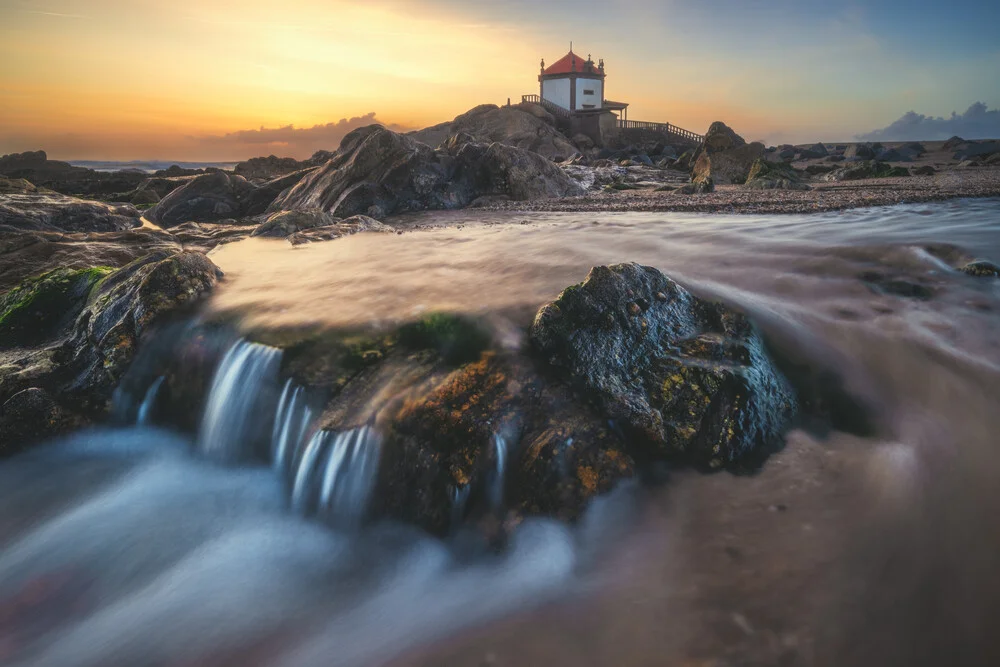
<box><xmin>540</xmin><ymin>57</ymin><xmax>545</xmax><ymax>73</ymax></box>
<box><xmin>570</xmin><ymin>41</ymin><xmax>573</xmax><ymax>52</ymax></box>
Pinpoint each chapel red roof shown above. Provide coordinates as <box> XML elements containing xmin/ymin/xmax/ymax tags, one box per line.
<box><xmin>542</xmin><ymin>51</ymin><xmax>604</xmax><ymax>76</ymax></box>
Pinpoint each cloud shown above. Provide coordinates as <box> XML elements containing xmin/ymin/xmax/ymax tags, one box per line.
<box><xmin>196</xmin><ymin>113</ymin><xmax>415</xmax><ymax>159</ymax></box>
<box><xmin>857</xmin><ymin>102</ymin><xmax>1000</xmax><ymax>141</ymax></box>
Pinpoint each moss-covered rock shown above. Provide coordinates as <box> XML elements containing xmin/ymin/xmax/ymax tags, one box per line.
<box><xmin>959</xmin><ymin>260</ymin><xmax>1000</xmax><ymax>278</ymax></box>
<box><xmin>396</xmin><ymin>312</ymin><xmax>492</xmax><ymax>365</ymax></box>
<box><xmin>530</xmin><ymin>263</ymin><xmax>796</xmax><ymax>468</ymax></box>
<box><xmin>0</xmin><ymin>267</ymin><xmax>113</xmax><ymax>348</ymax></box>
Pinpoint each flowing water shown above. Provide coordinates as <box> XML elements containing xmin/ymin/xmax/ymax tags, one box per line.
<box><xmin>2</xmin><ymin>199</ymin><xmax>1000</xmax><ymax>666</ymax></box>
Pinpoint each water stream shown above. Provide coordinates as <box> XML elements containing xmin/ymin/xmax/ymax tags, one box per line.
<box><xmin>2</xmin><ymin>199</ymin><xmax>999</xmax><ymax>665</ymax></box>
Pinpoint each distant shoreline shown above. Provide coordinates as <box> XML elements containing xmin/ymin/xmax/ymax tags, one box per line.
<box><xmin>67</xmin><ymin>160</ymin><xmax>239</xmax><ymax>174</ymax></box>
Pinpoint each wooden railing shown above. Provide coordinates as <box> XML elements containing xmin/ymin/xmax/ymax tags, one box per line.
<box><xmin>616</xmin><ymin>120</ymin><xmax>703</xmax><ymax>143</ymax></box>
<box><xmin>520</xmin><ymin>94</ymin><xmax>571</xmax><ymax>119</ymax></box>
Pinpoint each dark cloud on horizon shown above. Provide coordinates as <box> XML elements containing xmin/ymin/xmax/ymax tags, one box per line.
<box><xmin>857</xmin><ymin>102</ymin><xmax>1000</xmax><ymax>142</ymax></box>
<box><xmin>197</xmin><ymin>113</ymin><xmax>414</xmax><ymax>159</ymax></box>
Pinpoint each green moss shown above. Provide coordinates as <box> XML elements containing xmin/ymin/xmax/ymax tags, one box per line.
<box><xmin>396</xmin><ymin>313</ymin><xmax>491</xmax><ymax>365</ymax></box>
<box><xmin>0</xmin><ymin>266</ymin><xmax>114</xmax><ymax>346</ymax></box>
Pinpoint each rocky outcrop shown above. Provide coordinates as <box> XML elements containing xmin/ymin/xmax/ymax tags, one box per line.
<box><xmin>270</xmin><ymin>125</ymin><xmax>582</xmax><ymax>218</ymax></box>
<box><xmin>242</xmin><ymin>168</ymin><xmax>318</xmax><ymax>216</ymax></box>
<box><xmin>530</xmin><ymin>263</ymin><xmax>795</xmax><ymax>468</ymax></box>
<box><xmin>234</xmin><ymin>155</ymin><xmax>309</xmax><ymax>181</ymax></box>
<box><xmin>0</xmin><ymin>177</ymin><xmax>51</xmax><ymax>195</ymax></box>
<box><xmin>953</xmin><ymin>141</ymin><xmax>1000</xmax><ymax>161</ymax></box>
<box><xmin>798</xmin><ymin>143</ymin><xmax>828</xmax><ymax>159</ymax></box>
<box><xmin>409</xmin><ymin>104</ymin><xmax>578</xmax><ymax>161</ymax></box>
<box><xmin>690</xmin><ymin>122</ymin><xmax>764</xmax><ymax>187</ymax></box>
<box><xmin>745</xmin><ymin>159</ymin><xmax>810</xmax><ymax>190</ymax></box>
<box><xmin>0</xmin><ymin>250</ymin><xmax>223</xmax><ymax>437</ymax></box>
<box><xmin>0</xmin><ymin>150</ymin><xmax>147</xmax><ymax>198</ymax></box>
<box><xmin>822</xmin><ymin>161</ymin><xmax>910</xmax><ymax>181</ymax></box>
<box><xmin>147</xmin><ymin>171</ymin><xmax>255</xmax><ymax>227</ymax></box>
<box><xmin>287</xmin><ymin>215</ymin><xmax>394</xmax><ymax>245</ymax></box>
<box><xmin>702</xmin><ymin>121</ymin><xmax>746</xmax><ymax>153</ymax></box>
<box><xmin>0</xmin><ymin>192</ymin><xmax>141</xmax><ymax>232</ymax></box>
<box><xmin>251</xmin><ymin>209</ymin><xmax>341</xmax><ymax>238</ymax></box>
<box><xmin>166</xmin><ymin>221</ymin><xmax>259</xmax><ymax>253</ymax></box>
<box><xmin>959</xmin><ymin>260</ymin><xmax>1000</xmax><ymax>277</ymax></box>
<box><xmin>0</xmin><ymin>388</ymin><xmax>84</xmax><ymax>456</ymax></box>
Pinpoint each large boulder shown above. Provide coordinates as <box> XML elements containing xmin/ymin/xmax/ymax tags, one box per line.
<box><xmin>953</xmin><ymin>141</ymin><xmax>1000</xmax><ymax>161</ymax></box>
<box><xmin>0</xmin><ymin>250</ymin><xmax>223</xmax><ymax>422</ymax></box>
<box><xmin>798</xmin><ymin>143</ymin><xmax>829</xmax><ymax>159</ymax></box>
<box><xmin>702</xmin><ymin>121</ymin><xmax>747</xmax><ymax>153</ymax></box>
<box><xmin>0</xmin><ymin>192</ymin><xmax>141</xmax><ymax>232</ymax></box>
<box><xmin>692</xmin><ymin>141</ymin><xmax>765</xmax><ymax>186</ymax></box>
<box><xmin>744</xmin><ymin>159</ymin><xmax>810</xmax><ymax>190</ymax></box>
<box><xmin>147</xmin><ymin>171</ymin><xmax>256</xmax><ymax>227</ymax></box>
<box><xmin>409</xmin><ymin>104</ymin><xmax>577</xmax><ymax>161</ymax></box>
<box><xmin>0</xmin><ymin>388</ymin><xmax>84</xmax><ymax>456</ymax></box>
<box><xmin>242</xmin><ymin>168</ymin><xmax>318</xmax><ymax>216</ymax></box>
<box><xmin>530</xmin><ymin>263</ymin><xmax>796</xmax><ymax>468</ymax></box>
<box><xmin>844</xmin><ymin>143</ymin><xmax>878</xmax><ymax>160</ymax></box>
<box><xmin>269</xmin><ymin>125</ymin><xmax>582</xmax><ymax>218</ymax></box>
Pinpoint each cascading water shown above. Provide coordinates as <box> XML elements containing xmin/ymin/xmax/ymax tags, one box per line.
<box><xmin>272</xmin><ymin>380</ymin><xmax>313</xmax><ymax>473</ymax></box>
<box><xmin>135</xmin><ymin>376</ymin><xmax>164</xmax><ymax>426</ymax></box>
<box><xmin>290</xmin><ymin>426</ymin><xmax>381</xmax><ymax>527</ymax></box>
<box><xmin>198</xmin><ymin>340</ymin><xmax>282</xmax><ymax>462</ymax></box>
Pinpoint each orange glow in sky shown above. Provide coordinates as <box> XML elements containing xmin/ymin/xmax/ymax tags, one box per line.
<box><xmin>2</xmin><ymin>0</ymin><xmax>997</xmax><ymax>159</ymax></box>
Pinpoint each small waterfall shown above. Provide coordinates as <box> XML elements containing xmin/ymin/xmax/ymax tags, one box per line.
<box><xmin>489</xmin><ymin>433</ymin><xmax>508</xmax><ymax>510</ymax></box>
<box><xmin>198</xmin><ymin>340</ymin><xmax>282</xmax><ymax>461</ymax></box>
<box><xmin>272</xmin><ymin>380</ymin><xmax>314</xmax><ymax>474</ymax></box>
<box><xmin>136</xmin><ymin>376</ymin><xmax>165</xmax><ymax>426</ymax></box>
<box><xmin>289</xmin><ymin>426</ymin><xmax>381</xmax><ymax>527</ymax></box>
<box><xmin>450</xmin><ymin>484</ymin><xmax>470</xmax><ymax>529</ymax></box>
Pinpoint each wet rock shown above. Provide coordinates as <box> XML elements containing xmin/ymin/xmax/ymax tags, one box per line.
<box><xmin>166</xmin><ymin>221</ymin><xmax>258</xmax><ymax>253</ymax></box>
<box><xmin>822</xmin><ymin>161</ymin><xmax>910</xmax><ymax>181</ymax></box>
<box><xmin>147</xmin><ymin>171</ymin><xmax>256</xmax><ymax>227</ymax></box>
<box><xmin>530</xmin><ymin>263</ymin><xmax>796</xmax><ymax>468</ymax></box>
<box><xmin>859</xmin><ymin>271</ymin><xmax>934</xmax><ymax>299</ymax></box>
<box><xmin>0</xmin><ymin>267</ymin><xmax>111</xmax><ymax>347</ymax></box>
<box><xmin>234</xmin><ymin>155</ymin><xmax>308</xmax><ymax>181</ymax></box>
<box><xmin>270</xmin><ymin>125</ymin><xmax>582</xmax><ymax>218</ymax></box>
<box><xmin>129</xmin><ymin>188</ymin><xmax>161</xmax><ymax>206</ymax></box>
<box><xmin>0</xmin><ymin>228</ymin><xmax>180</xmax><ymax>291</ymax></box>
<box><xmin>0</xmin><ymin>251</ymin><xmax>223</xmax><ymax>420</ymax></box>
<box><xmin>745</xmin><ymin>159</ymin><xmax>810</xmax><ymax>190</ymax></box>
<box><xmin>959</xmin><ymin>260</ymin><xmax>1000</xmax><ymax>278</ymax></box>
<box><xmin>287</xmin><ymin>215</ymin><xmax>394</xmax><ymax>245</ymax></box>
<box><xmin>242</xmin><ymin>168</ymin><xmax>319</xmax><ymax>216</ymax></box>
<box><xmin>252</xmin><ymin>209</ymin><xmax>341</xmax><ymax>238</ymax></box>
<box><xmin>0</xmin><ymin>388</ymin><xmax>84</xmax><ymax>456</ymax></box>
<box><xmin>0</xmin><ymin>177</ymin><xmax>51</xmax><ymax>195</ymax></box>
<box><xmin>129</xmin><ymin>175</ymin><xmax>198</xmax><ymax>200</ymax></box>
<box><xmin>153</xmin><ymin>165</ymin><xmax>205</xmax><ymax>177</ymax></box>
<box><xmin>0</xmin><ymin>192</ymin><xmax>141</xmax><ymax>232</ymax></box>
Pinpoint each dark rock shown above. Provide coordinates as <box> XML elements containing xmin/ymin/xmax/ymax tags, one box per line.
<box><xmin>953</xmin><ymin>141</ymin><xmax>1000</xmax><ymax>161</ymax></box>
<box><xmin>409</xmin><ymin>104</ymin><xmax>577</xmax><ymax>161</ymax></box>
<box><xmin>251</xmin><ymin>209</ymin><xmax>341</xmax><ymax>238</ymax></box>
<box><xmin>959</xmin><ymin>260</ymin><xmax>1000</xmax><ymax>278</ymax></box>
<box><xmin>287</xmin><ymin>215</ymin><xmax>393</xmax><ymax>245</ymax></box>
<box><xmin>702</xmin><ymin>121</ymin><xmax>747</xmax><ymax>153</ymax></box>
<box><xmin>530</xmin><ymin>263</ymin><xmax>796</xmax><ymax>468</ymax></box>
<box><xmin>805</xmin><ymin>164</ymin><xmax>836</xmax><ymax>176</ymax></box>
<box><xmin>129</xmin><ymin>188</ymin><xmax>161</xmax><ymax>206</ymax></box>
<box><xmin>0</xmin><ymin>192</ymin><xmax>141</xmax><ymax>232</ymax></box>
<box><xmin>692</xmin><ymin>142</ymin><xmax>766</xmax><ymax>186</ymax></box>
<box><xmin>827</xmin><ymin>155</ymin><xmax>846</xmax><ymax>163</ymax></box>
<box><xmin>242</xmin><ymin>168</ymin><xmax>318</xmax><ymax>217</ymax></box>
<box><xmin>234</xmin><ymin>155</ymin><xmax>307</xmax><ymax>181</ymax></box>
<box><xmin>270</xmin><ymin>125</ymin><xmax>582</xmax><ymax>218</ymax></box>
<box><xmin>912</xmin><ymin>165</ymin><xmax>936</xmax><ymax>176</ymax></box>
<box><xmin>745</xmin><ymin>159</ymin><xmax>810</xmax><ymax>190</ymax></box>
<box><xmin>0</xmin><ymin>388</ymin><xmax>84</xmax><ymax>456</ymax></box>
<box><xmin>875</xmin><ymin>148</ymin><xmax>909</xmax><ymax>162</ymax></box>
<box><xmin>822</xmin><ymin>161</ymin><xmax>910</xmax><ymax>181</ymax></box>
<box><xmin>0</xmin><ymin>251</ymin><xmax>222</xmax><ymax>425</ymax></box>
<box><xmin>859</xmin><ymin>271</ymin><xmax>933</xmax><ymax>299</ymax></box>
<box><xmin>130</xmin><ymin>175</ymin><xmax>199</xmax><ymax>200</ymax></box>
<box><xmin>0</xmin><ymin>267</ymin><xmax>111</xmax><ymax>347</ymax></box>
<box><xmin>166</xmin><ymin>221</ymin><xmax>258</xmax><ymax>253</ymax></box>
<box><xmin>942</xmin><ymin>136</ymin><xmax>966</xmax><ymax>151</ymax></box>
<box><xmin>153</xmin><ymin>165</ymin><xmax>204</xmax><ymax>177</ymax></box>
<box><xmin>798</xmin><ymin>143</ymin><xmax>828</xmax><ymax>159</ymax></box>
<box><xmin>0</xmin><ymin>177</ymin><xmax>51</xmax><ymax>195</ymax></box>
<box><xmin>0</xmin><ymin>150</ymin><xmax>147</xmax><ymax>198</ymax></box>
<box><xmin>147</xmin><ymin>171</ymin><xmax>255</xmax><ymax>227</ymax></box>
<box><xmin>844</xmin><ymin>143</ymin><xmax>877</xmax><ymax>160</ymax></box>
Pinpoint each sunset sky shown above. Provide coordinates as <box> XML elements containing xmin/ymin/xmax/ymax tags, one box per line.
<box><xmin>1</xmin><ymin>0</ymin><xmax>998</xmax><ymax>160</ymax></box>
